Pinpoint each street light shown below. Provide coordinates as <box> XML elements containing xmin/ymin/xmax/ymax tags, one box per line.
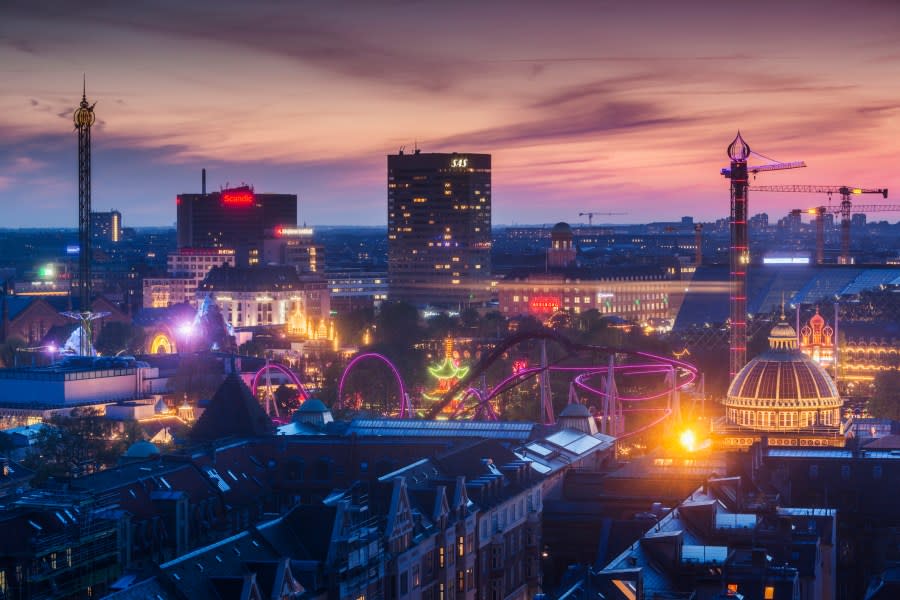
<box><xmin>14</xmin><ymin>344</ymin><xmax>59</xmax><ymax>368</ymax></box>
<box><xmin>177</xmin><ymin>322</ymin><xmax>194</xmax><ymax>354</ymax></box>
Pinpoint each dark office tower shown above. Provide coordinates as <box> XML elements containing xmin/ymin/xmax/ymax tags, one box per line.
<box><xmin>91</xmin><ymin>210</ymin><xmax>122</xmax><ymax>244</ymax></box>
<box><xmin>177</xmin><ymin>185</ymin><xmax>297</xmax><ymax>266</ymax></box>
<box><xmin>388</xmin><ymin>152</ymin><xmax>492</xmax><ymax>307</ymax></box>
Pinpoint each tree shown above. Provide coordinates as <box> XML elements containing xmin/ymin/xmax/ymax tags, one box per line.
<box><xmin>95</xmin><ymin>322</ymin><xmax>146</xmax><ymax>356</ymax></box>
<box><xmin>275</xmin><ymin>384</ymin><xmax>301</xmax><ymax>413</ymax></box>
<box><xmin>239</xmin><ymin>337</ymin><xmax>267</xmax><ymax>357</ymax></box>
<box><xmin>0</xmin><ymin>336</ymin><xmax>25</xmax><ymax>368</ymax></box>
<box><xmin>868</xmin><ymin>369</ymin><xmax>900</xmax><ymax>420</ymax></box>
<box><xmin>335</xmin><ymin>307</ymin><xmax>375</xmax><ymax>346</ymax></box>
<box><xmin>25</xmin><ymin>408</ymin><xmax>125</xmax><ymax>482</ymax></box>
<box><xmin>170</xmin><ymin>353</ymin><xmax>224</xmax><ymax>403</ymax></box>
<box><xmin>374</xmin><ymin>302</ymin><xmax>422</xmax><ymax>348</ymax></box>
<box><xmin>425</xmin><ymin>312</ymin><xmax>458</xmax><ymax>340</ymax></box>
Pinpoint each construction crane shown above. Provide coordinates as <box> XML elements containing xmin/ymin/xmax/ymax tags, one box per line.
<box><xmin>722</xmin><ymin>132</ymin><xmax>805</xmax><ymax>380</ymax></box>
<box><xmin>578</xmin><ymin>211</ymin><xmax>626</xmax><ymax>226</ymax></box>
<box><xmin>751</xmin><ymin>185</ymin><xmax>889</xmax><ymax>264</ymax></box>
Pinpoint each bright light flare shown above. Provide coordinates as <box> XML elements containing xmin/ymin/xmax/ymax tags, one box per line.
<box><xmin>679</xmin><ymin>429</ymin><xmax>697</xmax><ymax>452</ymax></box>
<box><xmin>178</xmin><ymin>323</ymin><xmax>194</xmax><ymax>337</ymax></box>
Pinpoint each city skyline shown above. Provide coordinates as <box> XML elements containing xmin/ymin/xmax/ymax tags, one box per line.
<box><xmin>2</xmin><ymin>0</ymin><xmax>899</xmax><ymax>228</ymax></box>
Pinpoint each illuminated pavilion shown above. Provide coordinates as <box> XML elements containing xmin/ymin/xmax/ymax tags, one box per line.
<box><xmin>715</xmin><ymin>313</ymin><xmax>844</xmax><ymax>449</ymax></box>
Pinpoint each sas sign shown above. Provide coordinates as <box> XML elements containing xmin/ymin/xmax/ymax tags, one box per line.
<box><xmin>450</xmin><ymin>158</ymin><xmax>468</xmax><ymax>168</ymax></box>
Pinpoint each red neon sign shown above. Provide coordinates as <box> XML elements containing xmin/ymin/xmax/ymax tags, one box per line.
<box><xmin>222</xmin><ymin>191</ymin><xmax>254</xmax><ymax>206</ymax></box>
<box><xmin>529</xmin><ymin>296</ymin><xmax>560</xmax><ymax>314</ymax></box>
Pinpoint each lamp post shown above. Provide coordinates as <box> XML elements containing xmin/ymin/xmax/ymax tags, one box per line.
<box><xmin>177</xmin><ymin>322</ymin><xmax>194</xmax><ymax>354</ymax></box>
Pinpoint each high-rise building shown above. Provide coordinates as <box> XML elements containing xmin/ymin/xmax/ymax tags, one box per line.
<box><xmin>387</xmin><ymin>151</ymin><xmax>492</xmax><ymax>307</ymax></box>
<box><xmin>177</xmin><ymin>184</ymin><xmax>297</xmax><ymax>266</ymax></box>
<box><xmin>90</xmin><ymin>210</ymin><xmax>122</xmax><ymax>244</ymax></box>
<box><xmin>262</xmin><ymin>226</ymin><xmax>323</xmax><ymax>274</ymax></box>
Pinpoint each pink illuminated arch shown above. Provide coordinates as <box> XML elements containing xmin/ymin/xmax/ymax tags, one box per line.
<box><xmin>251</xmin><ymin>363</ymin><xmax>310</xmax><ymax>401</ymax></box>
<box><xmin>338</xmin><ymin>353</ymin><xmax>409</xmax><ymax>416</ymax></box>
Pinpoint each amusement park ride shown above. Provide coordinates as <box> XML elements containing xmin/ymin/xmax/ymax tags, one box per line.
<box><xmin>331</xmin><ymin>327</ymin><xmax>698</xmax><ymax>441</ymax></box>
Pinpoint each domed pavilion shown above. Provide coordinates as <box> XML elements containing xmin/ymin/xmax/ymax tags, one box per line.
<box><xmin>723</xmin><ymin>314</ymin><xmax>842</xmax><ymax>434</ymax></box>
<box><xmin>721</xmin><ymin>314</ymin><xmax>843</xmax><ymax>446</ymax></box>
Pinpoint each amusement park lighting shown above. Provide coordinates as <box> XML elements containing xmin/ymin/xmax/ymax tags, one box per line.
<box><xmin>679</xmin><ymin>429</ymin><xmax>697</xmax><ymax>452</ymax></box>
<box><xmin>178</xmin><ymin>323</ymin><xmax>194</xmax><ymax>337</ymax></box>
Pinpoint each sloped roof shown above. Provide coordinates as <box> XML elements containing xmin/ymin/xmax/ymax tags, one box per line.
<box><xmin>198</xmin><ymin>265</ymin><xmax>301</xmax><ymax>293</ymax></box>
<box><xmin>124</xmin><ymin>440</ymin><xmax>160</xmax><ymax>458</ymax></box>
<box><xmin>190</xmin><ymin>372</ymin><xmax>274</xmax><ymax>441</ymax></box>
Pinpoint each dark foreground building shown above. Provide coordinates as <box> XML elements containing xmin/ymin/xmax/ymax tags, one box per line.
<box><xmin>387</xmin><ymin>151</ymin><xmax>492</xmax><ymax>307</ymax></box>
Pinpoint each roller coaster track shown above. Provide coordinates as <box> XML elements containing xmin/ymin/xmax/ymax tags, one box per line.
<box><xmin>424</xmin><ymin>327</ymin><xmax>696</xmax><ymax>420</ymax></box>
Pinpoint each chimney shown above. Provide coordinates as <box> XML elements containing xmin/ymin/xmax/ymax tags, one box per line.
<box><xmin>1</xmin><ymin>279</ymin><xmax>8</xmax><ymax>341</ymax></box>
<box><xmin>202</xmin><ymin>169</ymin><xmax>207</xmax><ymax>195</ymax></box>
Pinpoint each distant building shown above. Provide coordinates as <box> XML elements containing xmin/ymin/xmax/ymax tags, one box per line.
<box><xmin>749</xmin><ymin>212</ymin><xmax>769</xmax><ymax>229</ymax></box>
<box><xmin>0</xmin><ymin>355</ymin><xmax>162</xmax><ymax>423</ymax></box>
<box><xmin>142</xmin><ymin>248</ymin><xmax>236</xmax><ymax>308</ymax></box>
<box><xmin>547</xmin><ymin>222</ymin><xmax>576</xmax><ymax>268</ymax></box>
<box><xmin>498</xmin><ymin>269</ymin><xmax>682</xmax><ymax>327</ymax></box>
<box><xmin>327</xmin><ymin>270</ymin><xmax>389</xmax><ymax>314</ymax></box>
<box><xmin>387</xmin><ymin>151</ymin><xmax>492</xmax><ymax>307</ymax></box>
<box><xmin>839</xmin><ymin>330</ymin><xmax>900</xmax><ymax>394</ymax></box>
<box><xmin>176</xmin><ymin>185</ymin><xmax>297</xmax><ymax>266</ymax></box>
<box><xmin>197</xmin><ymin>265</ymin><xmax>329</xmax><ymax>332</ymax></box>
<box><xmin>90</xmin><ymin>210</ymin><xmax>122</xmax><ymax>244</ymax></box>
<box><xmin>261</xmin><ymin>226</ymin><xmax>323</xmax><ymax>274</ymax></box>
<box><xmin>0</xmin><ymin>295</ymin><xmax>128</xmax><ymax>347</ymax></box>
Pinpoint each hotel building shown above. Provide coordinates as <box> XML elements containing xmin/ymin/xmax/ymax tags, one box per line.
<box><xmin>387</xmin><ymin>151</ymin><xmax>492</xmax><ymax>307</ymax></box>
<box><xmin>176</xmin><ymin>185</ymin><xmax>297</xmax><ymax>266</ymax></box>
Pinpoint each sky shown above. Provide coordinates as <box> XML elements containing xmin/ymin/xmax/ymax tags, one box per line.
<box><xmin>1</xmin><ymin>0</ymin><xmax>899</xmax><ymax>228</ymax></box>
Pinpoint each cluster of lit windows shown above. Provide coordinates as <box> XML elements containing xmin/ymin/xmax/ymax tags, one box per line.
<box><xmin>727</xmin><ymin>408</ymin><xmax>840</xmax><ymax>429</ymax></box>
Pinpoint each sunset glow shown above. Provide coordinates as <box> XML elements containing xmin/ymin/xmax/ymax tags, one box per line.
<box><xmin>1</xmin><ymin>0</ymin><xmax>899</xmax><ymax>227</ymax></box>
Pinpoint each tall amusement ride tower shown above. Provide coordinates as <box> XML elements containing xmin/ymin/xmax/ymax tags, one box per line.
<box><xmin>723</xmin><ymin>132</ymin><xmax>805</xmax><ymax>380</ymax></box>
<box><xmin>727</xmin><ymin>133</ymin><xmax>751</xmax><ymax>381</ymax></box>
<box><xmin>65</xmin><ymin>82</ymin><xmax>107</xmax><ymax>356</ymax></box>
<box><xmin>74</xmin><ymin>81</ymin><xmax>96</xmax><ymax>310</ymax></box>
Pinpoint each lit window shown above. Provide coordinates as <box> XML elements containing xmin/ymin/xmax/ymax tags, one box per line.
<box><xmin>764</xmin><ymin>586</ymin><xmax>775</xmax><ymax>599</ymax></box>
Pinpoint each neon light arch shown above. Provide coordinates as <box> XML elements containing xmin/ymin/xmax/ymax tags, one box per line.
<box><xmin>150</xmin><ymin>332</ymin><xmax>174</xmax><ymax>354</ymax></box>
<box><xmin>338</xmin><ymin>353</ymin><xmax>409</xmax><ymax>417</ymax></box>
<box><xmin>251</xmin><ymin>363</ymin><xmax>310</xmax><ymax>401</ymax></box>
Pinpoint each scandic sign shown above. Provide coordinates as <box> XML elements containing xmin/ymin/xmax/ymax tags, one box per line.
<box><xmin>222</xmin><ymin>191</ymin><xmax>255</xmax><ymax>205</ymax></box>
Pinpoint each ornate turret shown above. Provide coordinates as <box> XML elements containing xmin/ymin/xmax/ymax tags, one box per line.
<box><xmin>727</xmin><ymin>131</ymin><xmax>751</xmax><ymax>161</ymax></box>
<box><xmin>73</xmin><ymin>81</ymin><xmax>96</xmax><ymax>130</ymax></box>
<box><xmin>769</xmin><ymin>305</ymin><xmax>799</xmax><ymax>351</ymax></box>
